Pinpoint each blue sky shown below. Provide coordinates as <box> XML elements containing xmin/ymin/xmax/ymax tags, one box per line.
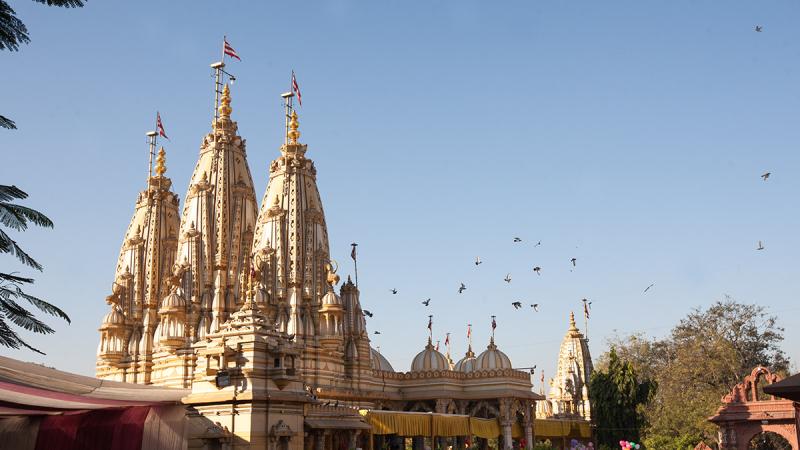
<box><xmin>2</xmin><ymin>1</ymin><xmax>799</xmax><ymax>383</ymax></box>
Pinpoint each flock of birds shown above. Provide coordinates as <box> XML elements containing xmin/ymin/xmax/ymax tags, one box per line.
<box><xmin>365</xmin><ymin>25</ymin><xmax>772</xmax><ymax>337</ymax></box>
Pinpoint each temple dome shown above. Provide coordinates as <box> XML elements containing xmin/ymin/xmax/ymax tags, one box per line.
<box><xmin>454</xmin><ymin>346</ymin><xmax>477</xmax><ymax>372</ymax></box>
<box><xmin>410</xmin><ymin>339</ymin><xmax>449</xmax><ymax>372</ymax></box>
<box><xmin>370</xmin><ymin>347</ymin><xmax>395</xmax><ymax>372</ymax></box>
<box><xmin>102</xmin><ymin>305</ymin><xmax>125</xmax><ymax>326</ymax></box>
<box><xmin>159</xmin><ymin>290</ymin><xmax>187</xmax><ymax>312</ymax></box>
<box><xmin>320</xmin><ymin>289</ymin><xmax>342</xmax><ymax>308</ymax></box>
<box><xmin>474</xmin><ymin>338</ymin><xmax>513</xmax><ymax>370</ymax></box>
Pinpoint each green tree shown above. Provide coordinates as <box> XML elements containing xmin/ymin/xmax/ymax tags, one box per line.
<box><xmin>599</xmin><ymin>298</ymin><xmax>789</xmax><ymax>450</ymax></box>
<box><xmin>1</xmin><ymin>0</ymin><xmax>86</xmax><ymax>128</ymax></box>
<box><xmin>0</xmin><ymin>185</ymin><xmax>70</xmax><ymax>353</ymax></box>
<box><xmin>589</xmin><ymin>348</ymin><xmax>655</xmax><ymax>448</ymax></box>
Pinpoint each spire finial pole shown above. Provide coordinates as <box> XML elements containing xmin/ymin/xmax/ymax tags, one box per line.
<box><xmin>281</xmin><ymin>91</ymin><xmax>295</xmax><ymax>146</ymax></box>
<box><xmin>146</xmin><ymin>130</ymin><xmax>157</xmax><ymax>185</ymax></box>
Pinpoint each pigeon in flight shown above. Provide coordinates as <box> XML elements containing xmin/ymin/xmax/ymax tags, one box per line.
<box><xmin>512</xmin><ymin>301</ymin><xmax>522</xmax><ymax>309</ymax></box>
<box><xmin>390</xmin><ymin>288</ymin><xmax>398</xmax><ymax>295</ymax></box>
<box><xmin>458</xmin><ymin>283</ymin><xmax>466</xmax><ymax>294</ymax></box>
<box><xmin>475</xmin><ymin>256</ymin><xmax>482</xmax><ymax>266</ymax></box>
<box><xmin>531</xmin><ymin>304</ymin><xmax>539</xmax><ymax>311</ymax></box>
<box><xmin>571</xmin><ymin>258</ymin><xmax>577</xmax><ymax>267</ymax></box>
<box><xmin>755</xmin><ymin>25</ymin><xmax>763</xmax><ymax>32</ymax></box>
<box><xmin>363</xmin><ymin>310</ymin><xmax>373</xmax><ymax>318</ymax></box>
<box><xmin>504</xmin><ymin>273</ymin><xmax>512</xmax><ymax>283</ymax></box>
<box><xmin>513</xmin><ymin>237</ymin><xmax>522</xmax><ymax>243</ymax></box>
<box><xmin>643</xmin><ymin>283</ymin><xmax>655</xmax><ymax>294</ymax></box>
<box><xmin>422</xmin><ymin>298</ymin><xmax>431</xmax><ymax>306</ymax></box>
<box><xmin>762</xmin><ymin>172</ymin><xmax>770</xmax><ymax>181</ymax></box>
<box><xmin>533</xmin><ymin>266</ymin><xmax>541</xmax><ymax>275</ymax></box>
<box><xmin>373</xmin><ymin>331</ymin><xmax>381</xmax><ymax>335</ymax></box>
<box><xmin>534</xmin><ymin>241</ymin><xmax>542</xmax><ymax>247</ymax></box>
<box><xmin>757</xmin><ymin>240</ymin><xmax>765</xmax><ymax>250</ymax></box>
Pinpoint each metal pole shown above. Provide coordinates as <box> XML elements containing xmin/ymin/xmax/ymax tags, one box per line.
<box><xmin>146</xmin><ymin>130</ymin><xmax>157</xmax><ymax>184</ymax></box>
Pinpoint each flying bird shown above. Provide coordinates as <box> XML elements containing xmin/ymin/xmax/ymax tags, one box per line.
<box><xmin>755</xmin><ymin>25</ymin><xmax>763</xmax><ymax>32</ymax></box>
<box><xmin>534</xmin><ymin>241</ymin><xmax>542</xmax><ymax>247</ymax></box>
<box><xmin>533</xmin><ymin>266</ymin><xmax>541</xmax><ymax>275</ymax></box>
<box><xmin>475</xmin><ymin>256</ymin><xmax>482</xmax><ymax>266</ymax></box>
<box><xmin>512</xmin><ymin>301</ymin><xmax>522</xmax><ymax>309</ymax></box>
<box><xmin>422</xmin><ymin>298</ymin><xmax>431</xmax><ymax>306</ymax></box>
<box><xmin>643</xmin><ymin>283</ymin><xmax>655</xmax><ymax>294</ymax></box>
<box><xmin>513</xmin><ymin>237</ymin><xmax>522</xmax><ymax>243</ymax></box>
<box><xmin>504</xmin><ymin>273</ymin><xmax>512</xmax><ymax>283</ymax></box>
<box><xmin>762</xmin><ymin>172</ymin><xmax>770</xmax><ymax>181</ymax></box>
<box><xmin>571</xmin><ymin>258</ymin><xmax>577</xmax><ymax>267</ymax></box>
<box><xmin>373</xmin><ymin>331</ymin><xmax>381</xmax><ymax>335</ymax></box>
<box><xmin>458</xmin><ymin>283</ymin><xmax>466</xmax><ymax>294</ymax></box>
<box><xmin>757</xmin><ymin>240</ymin><xmax>765</xmax><ymax>250</ymax></box>
<box><xmin>390</xmin><ymin>288</ymin><xmax>398</xmax><ymax>295</ymax></box>
<box><xmin>531</xmin><ymin>304</ymin><xmax>539</xmax><ymax>311</ymax></box>
<box><xmin>363</xmin><ymin>310</ymin><xmax>373</xmax><ymax>318</ymax></box>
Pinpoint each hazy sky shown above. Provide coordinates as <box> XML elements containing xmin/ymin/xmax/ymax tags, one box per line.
<box><xmin>2</xmin><ymin>1</ymin><xmax>799</xmax><ymax>384</ymax></box>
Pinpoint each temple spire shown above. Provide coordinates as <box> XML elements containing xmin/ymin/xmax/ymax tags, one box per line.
<box><xmin>288</xmin><ymin>110</ymin><xmax>300</xmax><ymax>144</ymax></box>
<box><xmin>219</xmin><ymin>84</ymin><xmax>232</xmax><ymax>119</ymax></box>
<box><xmin>155</xmin><ymin>147</ymin><xmax>167</xmax><ymax>176</ymax></box>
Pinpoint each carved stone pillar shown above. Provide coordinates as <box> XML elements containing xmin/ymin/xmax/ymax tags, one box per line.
<box><xmin>501</xmin><ymin>421</ymin><xmax>513</xmax><ymax>450</ymax></box>
<box><xmin>315</xmin><ymin>431</ymin><xmax>326</xmax><ymax>450</ymax></box>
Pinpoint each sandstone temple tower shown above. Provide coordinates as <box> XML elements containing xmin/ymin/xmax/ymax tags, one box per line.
<box><xmin>94</xmin><ymin>67</ymin><xmax>544</xmax><ymax>449</ymax></box>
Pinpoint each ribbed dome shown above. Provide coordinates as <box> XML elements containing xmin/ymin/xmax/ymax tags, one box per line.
<box><xmin>160</xmin><ymin>290</ymin><xmax>187</xmax><ymax>311</ymax></box>
<box><xmin>454</xmin><ymin>345</ymin><xmax>477</xmax><ymax>372</ymax></box>
<box><xmin>102</xmin><ymin>305</ymin><xmax>125</xmax><ymax>325</ymax></box>
<box><xmin>411</xmin><ymin>339</ymin><xmax>449</xmax><ymax>372</ymax></box>
<box><xmin>474</xmin><ymin>338</ymin><xmax>513</xmax><ymax>370</ymax></box>
<box><xmin>370</xmin><ymin>347</ymin><xmax>395</xmax><ymax>372</ymax></box>
<box><xmin>320</xmin><ymin>289</ymin><xmax>342</xmax><ymax>308</ymax></box>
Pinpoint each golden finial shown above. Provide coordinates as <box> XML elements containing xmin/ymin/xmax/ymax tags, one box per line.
<box><xmin>219</xmin><ymin>84</ymin><xmax>232</xmax><ymax>118</ymax></box>
<box><xmin>288</xmin><ymin>110</ymin><xmax>300</xmax><ymax>144</ymax></box>
<box><xmin>569</xmin><ymin>311</ymin><xmax>578</xmax><ymax>331</ymax></box>
<box><xmin>155</xmin><ymin>146</ymin><xmax>167</xmax><ymax>176</ymax></box>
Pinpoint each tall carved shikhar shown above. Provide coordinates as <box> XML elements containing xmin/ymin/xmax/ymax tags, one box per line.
<box><xmin>250</xmin><ymin>110</ymin><xmax>371</xmax><ymax>390</ymax></box>
<box><xmin>544</xmin><ymin>312</ymin><xmax>593</xmax><ymax>420</ymax></box>
<box><xmin>176</xmin><ymin>84</ymin><xmax>258</xmax><ymax>342</ymax></box>
<box><xmin>97</xmin><ymin>147</ymin><xmax>180</xmax><ymax>383</ymax></box>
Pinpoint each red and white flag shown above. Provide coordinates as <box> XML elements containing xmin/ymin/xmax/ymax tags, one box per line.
<box><xmin>292</xmin><ymin>71</ymin><xmax>302</xmax><ymax>106</ymax></box>
<box><xmin>467</xmin><ymin>324</ymin><xmax>471</xmax><ymax>339</ymax></box>
<box><xmin>223</xmin><ymin>37</ymin><xmax>241</xmax><ymax>61</ymax></box>
<box><xmin>583</xmin><ymin>301</ymin><xmax>590</xmax><ymax>320</ymax></box>
<box><xmin>427</xmin><ymin>315</ymin><xmax>433</xmax><ymax>332</ymax></box>
<box><xmin>491</xmin><ymin>316</ymin><xmax>497</xmax><ymax>331</ymax></box>
<box><xmin>350</xmin><ymin>243</ymin><xmax>357</xmax><ymax>261</ymax></box>
<box><xmin>444</xmin><ymin>333</ymin><xmax>450</xmax><ymax>347</ymax></box>
<box><xmin>435</xmin><ymin>341</ymin><xmax>440</xmax><ymax>351</ymax></box>
<box><xmin>156</xmin><ymin>112</ymin><xmax>169</xmax><ymax>140</ymax></box>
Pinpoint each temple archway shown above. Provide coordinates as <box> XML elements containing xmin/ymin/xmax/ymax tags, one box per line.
<box><xmin>748</xmin><ymin>431</ymin><xmax>792</xmax><ymax>450</ymax></box>
<box><xmin>710</xmin><ymin>367</ymin><xmax>798</xmax><ymax>450</ymax></box>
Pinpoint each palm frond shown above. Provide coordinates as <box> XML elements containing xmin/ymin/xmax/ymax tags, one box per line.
<box><xmin>0</xmin><ymin>228</ymin><xmax>44</xmax><ymax>270</ymax></box>
<box><xmin>0</xmin><ymin>203</ymin><xmax>54</xmax><ymax>229</ymax></box>
<box><xmin>0</xmin><ymin>298</ymin><xmax>54</xmax><ymax>334</ymax></box>
<box><xmin>0</xmin><ymin>272</ymin><xmax>34</xmax><ymax>284</ymax></box>
<box><xmin>0</xmin><ymin>1</ymin><xmax>29</xmax><ymax>51</ymax></box>
<box><xmin>32</xmin><ymin>0</ymin><xmax>85</xmax><ymax>7</ymax></box>
<box><xmin>0</xmin><ymin>115</ymin><xmax>16</xmax><ymax>129</ymax></box>
<box><xmin>14</xmin><ymin>286</ymin><xmax>70</xmax><ymax>323</ymax></box>
<box><xmin>0</xmin><ymin>317</ymin><xmax>45</xmax><ymax>354</ymax></box>
<box><xmin>0</xmin><ymin>186</ymin><xmax>27</xmax><ymax>202</ymax></box>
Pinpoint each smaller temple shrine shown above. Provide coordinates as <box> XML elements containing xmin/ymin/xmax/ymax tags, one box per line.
<box><xmin>537</xmin><ymin>312</ymin><xmax>593</xmax><ymax>421</ymax></box>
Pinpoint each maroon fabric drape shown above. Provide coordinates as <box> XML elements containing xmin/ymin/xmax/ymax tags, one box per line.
<box><xmin>35</xmin><ymin>406</ymin><xmax>151</xmax><ymax>450</ymax></box>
